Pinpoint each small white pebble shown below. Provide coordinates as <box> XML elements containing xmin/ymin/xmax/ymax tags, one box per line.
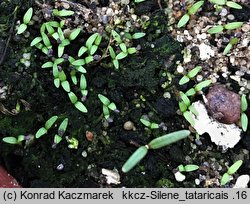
<box><xmin>174</xmin><ymin>171</ymin><xmax>186</xmax><ymax>182</ymax></box>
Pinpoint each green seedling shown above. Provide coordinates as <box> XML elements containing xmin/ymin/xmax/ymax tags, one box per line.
<box><xmin>223</xmin><ymin>37</ymin><xmax>239</xmax><ymax>55</ymax></box>
<box><xmin>17</xmin><ymin>7</ymin><xmax>33</xmax><ymax>34</ymax></box>
<box><xmin>179</xmin><ymin>66</ymin><xmax>202</xmax><ymax>85</ymax></box>
<box><xmin>68</xmin><ymin>92</ymin><xmax>88</xmax><ymax>113</ymax></box>
<box><xmin>220</xmin><ymin>160</ymin><xmax>243</xmax><ymax>185</ymax></box>
<box><xmin>66</xmin><ymin>136</ymin><xmax>79</xmax><ymax>149</ymax></box>
<box><xmin>177</xmin><ymin>1</ymin><xmax>204</xmax><ymax>28</ymax></box>
<box><xmin>140</xmin><ymin>117</ymin><xmax>159</xmax><ymax>129</ymax></box>
<box><xmin>240</xmin><ymin>94</ymin><xmax>248</xmax><ymax>132</ymax></box>
<box><xmin>178</xmin><ymin>164</ymin><xmax>199</xmax><ymax>172</ymax></box>
<box><xmin>98</xmin><ymin>94</ymin><xmax>119</xmax><ymax>121</ymax></box>
<box><xmin>2</xmin><ymin>135</ymin><xmax>26</xmax><ymax>145</ymax></box>
<box><xmin>208</xmin><ymin>22</ymin><xmax>243</xmax><ymax>34</ymax></box>
<box><xmin>122</xmin><ymin>130</ymin><xmax>190</xmax><ymax>173</ymax></box>
<box><xmin>52</xmin><ymin>9</ymin><xmax>74</xmax><ymax>17</ymax></box>
<box><xmin>35</xmin><ymin>115</ymin><xmax>58</xmax><ymax>138</ymax></box>
<box><xmin>53</xmin><ymin>118</ymin><xmax>69</xmax><ymax>147</ymax></box>
<box><xmin>209</xmin><ymin>0</ymin><xmax>242</xmax><ymax>9</ymax></box>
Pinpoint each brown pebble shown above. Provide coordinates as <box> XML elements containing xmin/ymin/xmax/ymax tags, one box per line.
<box><xmin>206</xmin><ymin>85</ymin><xmax>241</xmax><ymax>124</ymax></box>
<box><xmin>86</xmin><ymin>131</ymin><xmax>94</xmax><ymax>141</ymax></box>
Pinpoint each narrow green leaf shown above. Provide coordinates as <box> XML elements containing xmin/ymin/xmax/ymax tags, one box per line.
<box><xmin>187</xmin><ymin>66</ymin><xmax>202</xmax><ymax>78</ymax></box>
<box><xmin>35</xmin><ymin>127</ymin><xmax>48</xmax><ymax>138</ymax></box>
<box><xmin>177</xmin><ymin>14</ymin><xmax>190</xmax><ymax>28</ymax></box>
<box><xmin>80</xmin><ymin>74</ymin><xmax>87</xmax><ymax>90</ymax></box>
<box><xmin>179</xmin><ymin>101</ymin><xmax>187</xmax><ymax>113</ymax></box>
<box><xmin>113</xmin><ymin>59</ymin><xmax>119</xmax><ymax>69</ymax></box>
<box><xmin>58</xmin><ymin>118</ymin><xmax>68</xmax><ymax>136</ymax></box>
<box><xmin>17</xmin><ymin>23</ymin><xmax>27</xmax><ymax>34</ymax></box>
<box><xmin>57</xmin><ymin>27</ymin><xmax>65</xmax><ymax>41</ymax></box>
<box><xmin>90</xmin><ymin>45</ymin><xmax>98</xmax><ymax>55</ymax></box>
<box><xmin>116</xmin><ymin>52</ymin><xmax>128</xmax><ymax>60</ymax></box>
<box><xmin>17</xmin><ymin>135</ymin><xmax>25</xmax><ymax>143</ymax></box>
<box><xmin>188</xmin><ymin>1</ymin><xmax>204</xmax><ymax>15</ymax></box>
<box><xmin>58</xmin><ymin>45</ymin><xmax>64</xmax><ymax>57</ymax></box>
<box><xmin>209</xmin><ymin>0</ymin><xmax>226</xmax><ymax>5</ymax></box>
<box><xmin>76</xmin><ymin>66</ymin><xmax>87</xmax><ymax>73</ymax></box>
<box><xmin>86</xmin><ymin>33</ymin><xmax>98</xmax><ymax>49</ymax></box>
<box><xmin>224</xmin><ymin>22</ymin><xmax>243</xmax><ymax>30</ymax></box>
<box><xmin>94</xmin><ymin>34</ymin><xmax>102</xmax><ymax>46</ymax></box>
<box><xmin>62</xmin><ymin>81</ymin><xmax>70</xmax><ymax>92</ymax></box>
<box><xmin>54</xmin><ymin>58</ymin><xmax>64</xmax><ymax>65</ymax></box>
<box><xmin>108</xmin><ymin>46</ymin><xmax>116</xmax><ymax>59</ymax></box>
<box><xmin>78</xmin><ymin>46</ymin><xmax>88</xmax><ymax>57</ymax></box>
<box><xmin>194</xmin><ymin>80</ymin><xmax>212</xmax><ymax>91</ymax></box>
<box><xmin>2</xmin><ymin>137</ymin><xmax>18</xmax><ymax>144</ymax></box>
<box><xmin>40</xmin><ymin>23</ymin><xmax>46</xmax><ymax>34</ymax></box>
<box><xmin>45</xmin><ymin>23</ymin><xmax>55</xmax><ymax>35</ymax></box>
<box><xmin>132</xmin><ymin>32</ymin><xmax>146</xmax><ymax>39</ymax></box>
<box><xmin>179</xmin><ymin>75</ymin><xmax>190</xmax><ymax>85</ymax></box>
<box><xmin>68</xmin><ymin>92</ymin><xmax>78</xmax><ymax>104</ymax></box>
<box><xmin>226</xmin><ymin>1</ymin><xmax>242</xmax><ymax>9</ymax></box>
<box><xmin>185</xmin><ymin>88</ymin><xmax>196</xmax><ymax>96</ymax></box>
<box><xmin>52</xmin><ymin>64</ymin><xmax>59</xmax><ymax>77</ymax></box>
<box><xmin>128</xmin><ymin>47</ymin><xmax>137</xmax><ymax>54</ymax></box>
<box><xmin>184</xmin><ymin>164</ymin><xmax>199</xmax><ymax>172</ymax></box>
<box><xmin>70</xmin><ymin>71</ymin><xmax>77</xmax><ymax>85</ymax></box>
<box><xmin>48</xmin><ymin>21</ymin><xmax>60</xmax><ymax>28</ymax></box>
<box><xmin>103</xmin><ymin>105</ymin><xmax>110</xmax><ymax>118</ymax></box>
<box><xmin>111</xmin><ymin>30</ymin><xmax>122</xmax><ymax>43</ymax></box>
<box><xmin>74</xmin><ymin>101</ymin><xmax>88</xmax><ymax>113</ymax></box>
<box><xmin>45</xmin><ymin>116</ymin><xmax>58</xmax><ymax>130</ymax></box>
<box><xmin>54</xmin><ymin>78</ymin><xmax>60</xmax><ymax>88</ymax></box>
<box><xmin>241</xmin><ymin>113</ymin><xmax>248</xmax><ymax>132</ymax></box>
<box><xmin>180</xmin><ymin>92</ymin><xmax>190</xmax><ymax>107</ymax></box>
<box><xmin>223</xmin><ymin>43</ymin><xmax>232</xmax><ymax>55</ymax></box>
<box><xmin>41</xmin><ymin>46</ymin><xmax>49</xmax><ymax>55</ymax></box>
<box><xmin>241</xmin><ymin>94</ymin><xmax>248</xmax><ymax>112</ymax></box>
<box><xmin>41</xmin><ymin>33</ymin><xmax>51</xmax><ymax>47</ymax></box>
<box><xmin>122</xmin><ymin>146</ymin><xmax>148</xmax><ymax>173</ymax></box>
<box><xmin>227</xmin><ymin>160</ymin><xmax>243</xmax><ymax>175</ymax></box>
<box><xmin>42</xmin><ymin>61</ymin><xmax>53</xmax><ymax>68</ymax></box>
<box><xmin>148</xmin><ymin>130</ymin><xmax>190</xmax><ymax>149</ymax></box>
<box><xmin>30</xmin><ymin>37</ymin><xmax>42</xmax><ymax>46</ymax></box>
<box><xmin>54</xmin><ymin>134</ymin><xmax>62</xmax><ymax>144</ymax></box>
<box><xmin>220</xmin><ymin>173</ymin><xmax>230</xmax><ymax>185</ymax></box>
<box><xmin>98</xmin><ymin>94</ymin><xmax>110</xmax><ymax>106</ymax></box>
<box><xmin>61</xmin><ymin>39</ymin><xmax>70</xmax><ymax>47</ymax></box>
<box><xmin>72</xmin><ymin>59</ymin><xmax>85</xmax><ymax>66</ymax></box>
<box><xmin>55</xmin><ymin>9</ymin><xmax>74</xmax><ymax>17</ymax></box>
<box><xmin>150</xmin><ymin>123</ymin><xmax>159</xmax><ymax>129</ymax></box>
<box><xmin>178</xmin><ymin>165</ymin><xmax>186</xmax><ymax>172</ymax></box>
<box><xmin>183</xmin><ymin>111</ymin><xmax>195</xmax><ymax>126</ymax></box>
<box><xmin>108</xmin><ymin>102</ymin><xmax>117</xmax><ymax>111</ymax></box>
<box><xmin>140</xmin><ymin>118</ymin><xmax>151</xmax><ymax>127</ymax></box>
<box><xmin>85</xmin><ymin>56</ymin><xmax>94</xmax><ymax>64</ymax></box>
<box><xmin>207</xmin><ymin>25</ymin><xmax>224</xmax><ymax>34</ymax></box>
<box><xmin>119</xmin><ymin>43</ymin><xmax>127</xmax><ymax>53</ymax></box>
<box><xmin>23</xmin><ymin>7</ymin><xmax>33</xmax><ymax>24</ymax></box>
<box><xmin>69</xmin><ymin>28</ymin><xmax>81</xmax><ymax>41</ymax></box>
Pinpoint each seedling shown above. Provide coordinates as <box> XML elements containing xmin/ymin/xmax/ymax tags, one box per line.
<box><xmin>240</xmin><ymin>94</ymin><xmax>248</xmax><ymax>132</ymax></box>
<box><xmin>178</xmin><ymin>164</ymin><xmax>199</xmax><ymax>172</ymax></box>
<box><xmin>179</xmin><ymin>66</ymin><xmax>202</xmax><ymax>85</ymax></box>
<box><xmin>53</xmin><ymin>118</ymin><xmax>69</xmax><ymax>148</ymax></box>
<box><xmin>68</xmin><ymin>91</ymin><xmax>88</xmax><ymax>113</ymax></box>
<box><xmin>220</xmin><ymin>160</ymin><xmax>243</xmax><ymax>185</ymax></box>
<box><xmin>140</xmin><ymin>117</ymin><xmax>159</xmax><ymax>129</ymax></box>
<box><xmin>208</xmin><ymin>22</ymin><xmax>243</xmax><ymax>34</ymax></box>
<box><xmin>223</xmin><ymin>37</ymin><xmax>239</xmax><ymax>55</ymax></box>
<box><xmin>177</xmin><ymin>1</ymin><xmax>204</xmax><ymax>28</ymax></box>
<box><xmin>209</xmin><ymin>0</ymin><xmax>242</xmax><ymax>9</ymax></box>
<box><xmin>17</xmin><ymin>7</ymin><xmax>33</xmax><ymax>34</ymax></box>
<box><xmin>98</xmin><ymin>94</ymin><xmax>119</xmax><ymax>121</ymax></box>
<box><xmin>52</xmin><ymin>9</ymin><xmax>74</xmax><ymax>17</ymax></box>
<box><xmin>35</xmin><ymin>115</ymin><xmax>58</xmax><ymax>138</ymax></box>
<box><xmin>122</xmin><ymin>130</ymin><xmax>190</xmax><ymax>173</ymax></box>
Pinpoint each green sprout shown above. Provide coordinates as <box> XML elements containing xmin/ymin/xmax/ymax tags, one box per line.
<box><xmin>35</xmin><ymin>115</ymin><xmax>58</xmax><ymax>138</ymax></box>
<box><xmin>178</xmin><ymin>164</ymin><xmax>199</xmax><ymax>172</ymax></box>
<box><xmin>53</xmin><ymin>118</ymin><xmax>69</xmax><ymax>148</ymax></box>
<box><xmin>220</xmin><ymin>160</ymin><xmax>243</xmax><ymax>185</ymax></box>
<box><xmin>223</xmin><ymin>37</ymin><xmax>239</xmax><ymax>55</ymax></box>
<box><xmin>17</xmin><ymin>7</ymin><xmax>33</xmax><ymax>34</ymax></box>
<box><xmin>52</xmin><ymin>9</ymin><xmax>74</xmax><ymax>17</ymax></box>
<box><xmin>179</xmin><ymin>66</ymin><xmax>202</xmax><ymax>85</ymax></box>
<box><xmin>122</xmin><ymin>130</ymin><xmax>190</xmax><ymax>173</ymax></box>
<box><xmin>208</xmin><ymin>22</ymin><xmax>243</xmax><ymax>34</ymax></box>
<box><xmin>209</xmin><ymin>0</ymin><xmax>242</xmax><ymax>9</ymax></box>
<box><xmin>177</xmin><ymin>1</ymin><xmax>204</xmax><ymax>28</ymax></box>
<box><xmin>68</xmin><ymin>91</ymin><xmax>88</xmax><ymax>113</ymax></box>
<box><xmin>98</xmin><ymin>94</ymin><xmax>119</xmax><ymax>121</ymax></box>
<box><xmin>240</xmin><ymin>94</ymin><xmax>248</xmax><ymax>132</ymax></box>
<box><xmin>140</xmin><ymin>117</ymin><xmax>159</xmax><ymax>129</ymax></box>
